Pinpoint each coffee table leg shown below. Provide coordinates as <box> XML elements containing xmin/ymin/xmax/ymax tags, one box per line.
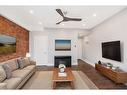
<box><xmin>53</xmin><ymin>82</ymin><xmax>56</xmax><ymax>89</ymax></box>
<box><xmin>70</xmin><ymin>81</ymin><xmax>74</xmax><ymax>89</ymax></box>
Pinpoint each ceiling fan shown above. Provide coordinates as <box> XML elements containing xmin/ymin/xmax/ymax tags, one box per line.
<box><xmin>56</xmin><ymin>9</ymin><xmax>82</xmax><ymax>25</ymax></box>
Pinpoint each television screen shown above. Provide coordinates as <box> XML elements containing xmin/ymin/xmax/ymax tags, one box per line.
<box><xmin>102</xmin><ymin>41</ymin><xmax>121</xmax><ymax>62</ymax></box>
<box><xmin>55</xmin><ymin>40</ymin><xmax>71</xmax><ymax>51</ymax></box>
<box><xmin>0</xmin><ymin>34</ymin><xmax>16</xmax><ymax>55</ymax></box>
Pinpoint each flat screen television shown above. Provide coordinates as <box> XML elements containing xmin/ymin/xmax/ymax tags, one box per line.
<box><xmin>102</xmin><ymin>41</ymin><xmax>121</xmax><ymax>62</ymax></box>
<box><xmin>0</xmin><ymin>34</ymin><xmax>16</xmax><ymax>55</ymax></box>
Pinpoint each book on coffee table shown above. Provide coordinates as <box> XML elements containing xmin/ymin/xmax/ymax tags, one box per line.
<box><xmin>58</xmin><ymin>72</ymin><xmax>67</xmax><ymax>77</ymax></box>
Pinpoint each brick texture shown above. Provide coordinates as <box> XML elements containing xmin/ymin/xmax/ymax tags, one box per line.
<box><xmin>0</xmin><ymin>15</ymin><xmax>29</xmax><ymax>62</ymax></box>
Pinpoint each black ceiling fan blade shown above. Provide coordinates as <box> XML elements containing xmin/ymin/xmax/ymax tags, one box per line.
<box><xmin>55</xmin><ymin>9</ymin><xmax>82</xmax><ymax>24</ymax></box>
<box><xmin>56</xmin><ymin>20</ymin><xmax>63</xmax><ymax>24</ymax></box>
<box><xmin>56</xmin><ymin>9</ymin><xmax>64</xmax><ymax>17</ymax></box>
<box><xmin>68</xmin><ymin>18</ymin><xmax>82</xmax><ymax>21</ymax></box>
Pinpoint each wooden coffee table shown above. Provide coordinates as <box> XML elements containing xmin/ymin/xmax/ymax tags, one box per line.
<box><xmin>52</xmin><ymin>68</ymin><xmax>75</xmax><ymax>89</ymax></box>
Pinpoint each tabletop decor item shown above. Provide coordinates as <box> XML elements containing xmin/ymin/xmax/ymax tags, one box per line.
<box><xmin>59</xmin><ymin>64</ymin><xmax>66</xmax><ymax>73</ymax></box>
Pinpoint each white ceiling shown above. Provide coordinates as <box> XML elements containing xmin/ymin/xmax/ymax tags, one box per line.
<box><xmin>0</xmin><ymin>6</ymin><xmax>126</xmax><ymax>31</ymax></box>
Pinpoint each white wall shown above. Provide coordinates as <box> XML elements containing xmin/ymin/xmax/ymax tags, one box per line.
<box><xmin>82</xmin><ymin>8</ymin><xmax>127</xmax><ymax>71</ymax></box>
<box><xmin>30</xmin><ymin>28</ymin><xmax>86</xmax><ymax>66</ymax></box>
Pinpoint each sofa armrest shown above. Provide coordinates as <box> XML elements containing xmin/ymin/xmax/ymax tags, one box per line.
<box><xmin>30</xmin><ymin>60</ymin><xmax>36</xmax><ymax>65</ymax></box>
<box><xmin>0</xmin><ymin>83</ymin><xmax>7</xmax><ymax>89</ymax></box>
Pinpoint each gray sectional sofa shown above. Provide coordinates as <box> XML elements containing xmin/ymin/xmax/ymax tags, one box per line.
<box><xmin>0</xmin><ymin>58</ymin><xmax>36</xmax><ymax>89</ymax></box>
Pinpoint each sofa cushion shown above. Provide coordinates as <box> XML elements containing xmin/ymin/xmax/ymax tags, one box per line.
<box><xmin>0</xmin><ymin>66</ymin><xmax>6</xmax><ymax>82</ymax></box>
<box><xmin>2</xmin><ymin>64</ymin><xmax>12</xmax><ymax>79</ymax></box>
<box><xmin>12</xmin><ymin>70</ymin><xmax>31</xmax><ymax>80</ymax></box>
<box><xmin>22</xmin><ymin>65</ymin><xmax>36</xmax><ymax>71</ymax></box>
<box><xmin>3</xmin><ymin>77</ymin><xmax>22</xmax><ymax>89</ymax></box>
<box><xmin>0</xmin><ymin>83</ymin><xmax>7</xmax><ymax>89</ymax></box>
<box><xmin>3</xmin><ymin>59</ymin><xmax>19</xmax><ymax>71</ymax></box>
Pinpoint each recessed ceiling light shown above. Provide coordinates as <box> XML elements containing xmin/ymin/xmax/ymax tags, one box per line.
<box><xmin>29</xmin><ymin>10</ymin><xmax>34</xmax><ymax>14</ymax></box>
<box><xmin>82</xmin><ymin>24</ymin><xmax>86</xmax><ymax>26</ymax></box>
<box><xmin>93</xmin><ymin>13</ymin><xmax>97</xmax><ymax>17</ymax></box>
<box><xmin>38</xmin><ymin>22</ymin><xmax>42</xmax><ymax>25</ymax></box>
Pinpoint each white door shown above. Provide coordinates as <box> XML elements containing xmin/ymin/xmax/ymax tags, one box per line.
<box><xmin>34</xmin><ymin>36</ymin><xmax>48</xmax><ymax>65</ymax></box>
<box><xmin>77</xmin><ymin>39</ymin><xmax>82</xmax><ymax>59</ymax></box>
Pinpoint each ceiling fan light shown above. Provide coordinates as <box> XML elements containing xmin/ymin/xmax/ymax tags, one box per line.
<box><xmin>82</xmin><ymin>24</ymin><xmax>86</xmax><ymax>26</ymax></box>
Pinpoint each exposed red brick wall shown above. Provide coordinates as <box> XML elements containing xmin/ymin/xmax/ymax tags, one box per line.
<box><xmin>0</xmin><ymin>15</ymin><xmax>29</xmax><ymax>62</ymax></box>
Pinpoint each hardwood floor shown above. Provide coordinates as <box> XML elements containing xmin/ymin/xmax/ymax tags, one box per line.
<box><xmin>36</xmin><ymin>65</ymin><xmax>79</xmax><ymax>71</ymax></box>
<box><xmin>35</xmin><ymin>60</ymin><xmax>127</xmax><ymax>89</ymax></box>
<box><xmin>78</xmin><ymin>59</ymin><xmax>127</xmax><ymax>89</ymax></box>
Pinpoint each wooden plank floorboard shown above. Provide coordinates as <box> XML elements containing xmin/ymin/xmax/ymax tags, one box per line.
<box><xmin>35</xmin><ymin>61</ymin><xmax>127</xmax><ymax>89</ymax></box>
<box><xmin>36</xmin><ymin>65</ymin><xmax>79</xmax><ymax>71</ymax></box>
<box><xmin>78</xmin><ymin>59</ymin><xmax>127</xmax><ymax>89</ymax></box>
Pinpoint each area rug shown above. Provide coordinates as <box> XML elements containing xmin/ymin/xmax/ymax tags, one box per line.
<box><xmin>22</xmin><ymin>71</ymin><xmax>98</xmax><ymax>89</ymax></box>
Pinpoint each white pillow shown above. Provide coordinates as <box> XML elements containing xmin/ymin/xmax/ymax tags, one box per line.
<box><xmin>0</xmin><ymin>65</ymin><xmax>6</xmax><ymax>82</ymax></box>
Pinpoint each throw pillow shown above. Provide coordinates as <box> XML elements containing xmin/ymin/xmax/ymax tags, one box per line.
<box><xmin>0</xmin><ymin>65</ymin><xmax>6</xmax><ymax>82</ymax></box>
<box><xmin>5</xmin><ymin>59</ymin><xmax>19</xmax><ymax>71</ymax></box>
<box><xmin>2</xmin><ymin>64</ymin><xmax>12</xmax><ymax>79</ymax></box>
<box><xmin>17</xmin><ymin>58</ymin><xmax>25</xmax><ymax>69</ymax></box>
<box><xmin>24</xmin><ymin>57</ymin><xmax>31</xmax><ymax>66</ymax></box>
